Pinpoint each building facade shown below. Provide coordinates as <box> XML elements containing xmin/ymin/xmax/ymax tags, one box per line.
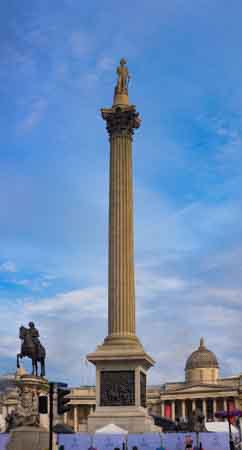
<box><xmin>0</xmin><ymin>338</ymin><xmax>241</xmax><ymax>432</ymax></box>
<box><xmin>63</xmin><ymin>338</ymin><xmax>242</xmax><ymax>431</ymax></box>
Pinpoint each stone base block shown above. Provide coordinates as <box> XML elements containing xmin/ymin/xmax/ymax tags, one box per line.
<box><xmin>6</xmin><ymin>426</ymin><xmax>49</xmax><ymax>450</ymax></box>
<box><xmin>88</xmin><ymin>406</ymin><xmax>160</xmax><ymax>433</ymax></box>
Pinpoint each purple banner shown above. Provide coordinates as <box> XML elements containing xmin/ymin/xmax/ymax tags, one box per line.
<box><xmin>57</xmin><ymin>431</ymin><xmax>232</xmax><ymax>450</ymax></box>
<box><xmin>0</xmin><ymin>434</ymin><xmax>10</xmax><ymax>450</ymax></box>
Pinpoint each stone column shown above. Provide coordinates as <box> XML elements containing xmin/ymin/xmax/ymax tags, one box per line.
<box><xmin>2</xmin><ymin>405</ymin><xmax>7</xmax><ymax>420</ymax></box>
<box><xmin>181</xmin><ymin>400</ymin><xmax>186</xmax><ymax>419</ymax></box>
<box><xmin>224</xmin><ymin>398</ymin><xmax>227</xmax><ymax>411</ymax></box>
<box><xmin>87</xmin><ymin>59</ymin><xmax>155</xmax><ymax>434</ymax></box>
<box><xmin>64</xmin><ymin>412</ymin><xmax>68</xmax><ymax>424</ymax></box>
<box><xmin>161</xmin><ymin>401</ymin><xmax>165</xmax><ymax>417</ymax></box>
<box><xmin>213</xmin><ymin>398</ymin><xmax>217</xmax><ymax>420</ymax></box>
<box><xmin>101</xmin><ymin>105</ymin><xmax>141</xmax><ymax>341</ymax></box>
<box><xmin>192</xmin><ymin>399</ymin><xmax>196</xmax><ymax>412</ymax></box>
<box><xmin>74</xmin><ymin>406</ymin><xmax>78</xmax><ymax>432</ymax></box>
<box><xmin>202</xmin><ymin>399</ymin><xmax>207</xmax><ymax>420</ymax></box>
<box><xmin>171</xmin><ymin>401</ymin><xmax>175</xmax><ymax>421</ymax></box>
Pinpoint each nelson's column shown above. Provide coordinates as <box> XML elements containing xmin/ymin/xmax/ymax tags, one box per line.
<box><xmin>87</xmin><ymin>59</ymin><xmax>157</xmax><ymax>433</ymax></box>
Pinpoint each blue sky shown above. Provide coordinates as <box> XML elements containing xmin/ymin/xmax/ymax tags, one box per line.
<box><xmin>0</xmin><ymin>0</ymin><xmax>241</xmax><ymax>386</ymax></box>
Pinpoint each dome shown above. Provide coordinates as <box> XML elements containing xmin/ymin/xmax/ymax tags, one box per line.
<box><xmin>185</xmin><ymin>338</ymin><xmax>219</xmax><ymax>371</ymax></box>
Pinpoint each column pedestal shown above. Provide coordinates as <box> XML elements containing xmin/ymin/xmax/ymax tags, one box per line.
<box><xmin>87</xmin><ymin>355</ymin><xmax>156</xmax><ymax>433</ymax></box>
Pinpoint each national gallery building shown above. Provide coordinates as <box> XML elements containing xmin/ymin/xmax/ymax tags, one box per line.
<box><xmin>0</xmin><ymin>338</ymin><xmax>241</xmax><ymax>432</ymax></box>
<box><xmin>62</xmin><ymin>338</ymin><xmax>242</xmax><ymax>431</ymax></box>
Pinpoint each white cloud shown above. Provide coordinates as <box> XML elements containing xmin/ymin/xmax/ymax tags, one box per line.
<box><xmin>137</xmin><ymin>267</ymin><xmax>187</xmax><ymax>293</ymax></box>
<box><xmin>18</xmin><ymin>97</ymin><xmax>48</xmax><ymax>133</ymax></box>
<box><xmin>14</xmin><ymin>279</ymin><xmax>31</xmax><ymax>287</ymax></box>
<box><xmin>25</xmin><ymin>286</ymin><xmax>107</xmax><ymax>317</ymax></box>
<box><xmin>0</xmin><ymin>256</ymin><xmax>241</xmax><ymax>386</ymax></box>
<box><xmin>0</xmin><ymin>261</ymin><xmax>17</xmax><ymax>273</ymax></box>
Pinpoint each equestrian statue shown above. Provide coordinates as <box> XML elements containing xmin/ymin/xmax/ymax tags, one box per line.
<box><xmin>17</xmin><ymin>322</ymin><xmax>46</xmax><ymax>377</ymax></box>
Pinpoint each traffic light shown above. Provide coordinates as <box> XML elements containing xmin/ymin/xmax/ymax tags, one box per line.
<box><xmin>38</xmin><ymin>395</ymin><xmax>48</xmax><ymax>414</ymax></box>
<box><xmin>57</xmin><ymin>387</ymin><xmax>71</xmax><ymax>415</ymax></box>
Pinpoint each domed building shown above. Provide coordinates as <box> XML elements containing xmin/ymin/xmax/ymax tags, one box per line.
<box><xmin>147</xmin><ymin>338</ymin><xmax>241</xmax><ymax>423</ymax></box>
<box><xmin>185</xmin><ymin>337</ymin><xmax>219</xmax><ymax>384</ymax></box>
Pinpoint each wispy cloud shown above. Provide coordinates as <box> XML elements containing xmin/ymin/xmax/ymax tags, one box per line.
<box><xmin>18</xmin><ymin>97</ymin><xmax>48</xmax><ymax>133</ymax></box>
<box><xmin>0</xmin><ymin>261</ymin><xmax>17</xmax><ymax>273</ymax></box>
<box><xmin>26</xmin><ymin>286</ymin><xmax>107</xmax><ymax>317</ymax></box>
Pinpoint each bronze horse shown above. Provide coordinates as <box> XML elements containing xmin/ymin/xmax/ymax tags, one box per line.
<box><xmin>17</xmin><ymin>326</ymin><xmax>46</xmax><ymax>377</ymax></box>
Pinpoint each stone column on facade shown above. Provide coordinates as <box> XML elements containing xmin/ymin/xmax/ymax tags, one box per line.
<box><xmin>213</xmin><ymin>398</ymin><xmax>217</xmax><ymax>420</ymax></box>
<box><xmin>74</xmin><ymin>406</ymin><xmax>78</xmax><ymax>432</ymax></box>
<box><xmin>171</xmin><ymin>401</ymin><xmax>175</xmax><ymax>421</ymax></box>
<box><xmin>192</xmin><ymin>399</ymin><xmax>196</xmax><ymax>412</ymax></box>
<box><xmin>181</xmin><ymin>400</ymin><xmax>186</xmax><ymax>420</ymax></box>
<box><xmin>1</xmin><ymin>405</ymin><xmax>7</xmax><ymax>431</ymax></box>
<box><xmin>202</xmin><ymin>399</ymin><xmax>207</xmax><ymax>420</ymax></box>
<box><xmin>161</xmin><ymin>401</ymin><xmax>165</xmax><ymax>417</ymax></box>
<box><xmin>223</xmin><ymin>398</ymin><xmax>227</xmax><ymax>411</ymax></box>
<box><xmin>2</xmin><ymin>405</ymin><xmax>7</xmax><ymax>420</ymax></box>
<box><xmin>64</xmin><ymin>412</ymin><xmax>67</xmax><ymax>424</ymax></box>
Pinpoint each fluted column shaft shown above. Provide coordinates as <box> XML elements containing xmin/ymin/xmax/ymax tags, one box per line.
<box><xmin>101</xmin><ymin>105</ymin><xmax>140</xmax><ymax>341</ymax></box>
<box><xmin>108</xmin><ymin>133</ymin><xmax>135</xmax><ymax>336</ymax></box>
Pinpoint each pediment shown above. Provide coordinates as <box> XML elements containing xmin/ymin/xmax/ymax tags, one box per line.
<box><xmin>166</xmin><ymin>383</ymin><xmax>235</xmax><ymax>394</ymax></box>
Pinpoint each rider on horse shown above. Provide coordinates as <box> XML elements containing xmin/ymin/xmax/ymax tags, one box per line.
<box><xmin>28</xmin><ymin>322</ymin><xmax>41</xmax><ymax>356</ymax></box>
<box><xmin>17</xmin><ymin>322</ymin><xmax>46</xmax><ymax>377</ymax></box>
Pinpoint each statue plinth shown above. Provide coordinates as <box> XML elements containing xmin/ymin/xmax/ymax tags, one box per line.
<box><xmin>113</xmin><ymin>92</ymin><xmax>129</xmax><ymax>107</ymax></box>
<box><xmin>6</xmin><ymin>375</ymin><xmax>50</xmax><ymax>450</ymax></box>
<box><xmin>87</xmin><ymin>60</ymin><xmax>157</xmax><ymax>433</ymax></box>
<box><xmin>6</xmin><ymin>426</ymin><xmax>49</xmax><ymax>450</ymax></box>
<box><xmin>20</xmin><ymin>374</ymin><xmax>49</xmax><ymax>430</ymax></box>
<box><xmin>6</xmin><ymin>374</ymin><xmax>49</xmax><ymax>432</ymax></box>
